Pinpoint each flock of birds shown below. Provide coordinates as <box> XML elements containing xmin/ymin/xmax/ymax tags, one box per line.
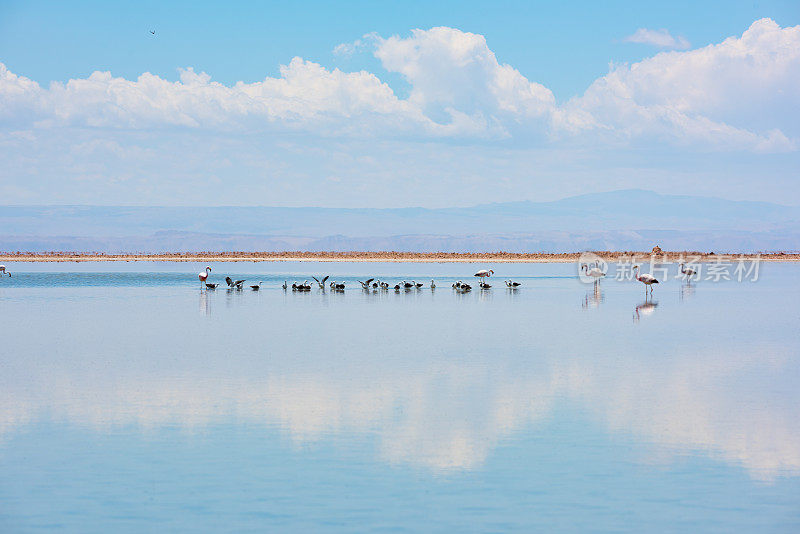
<box><xmin>0</xmin><ymin>262</ymin><xmax>692</xmax><ymax>296</ymax></box>
<box><xmin>197</xmin><ymin>263</ymin><xmax>693</xmax><ymax>294</ymax></box>
<box><xmin>197</xmin><ymin>267</ymin><xmax>525</xmax><ymax>292</ymax></box>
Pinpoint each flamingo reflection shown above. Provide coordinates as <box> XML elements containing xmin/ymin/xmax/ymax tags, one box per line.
<box><xmin>582</xmin><ymin>281</ymin><xmax>604</xmax><ymax>309</ymax></box>
<box><xmin>633</xmin><ymin>298</ymin><xmax>658</xmax><ymax>322</ymax></box>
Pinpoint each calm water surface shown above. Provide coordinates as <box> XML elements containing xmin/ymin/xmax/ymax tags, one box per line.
<box><xmin>1</xmin><ymin>262</ymin><xmax>799</xmax><ymax>532</ymax></box>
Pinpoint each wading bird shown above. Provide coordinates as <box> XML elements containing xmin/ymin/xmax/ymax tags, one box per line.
<box><xmin>225</xmin><ymin>276</ymin><xmax>246</xmax><ymax>290</ymax></box>
<box><xmin>479</xmin><ymin>281</ymin><xmax>491</xmax><ymax>289</ymax></box>
<box><xmin>430</xmin><ymin>280</ymin><xmax>436</xmax><ymax>289</ymax></box>
<box><xmin>402</xmin><ymin>281</ymin><xmax>415</xmax><ymax>289</ymax></box>
<box><xmin>198</xmin><ymin>266</ymin><xmax>211</xmax><ymax>288</ymax></box>
<box><xmin>329</xmin><ymin>281</ymin><xmax>345</xmax><ymax>291</ymax></box>
<box><xmin>413</xmin><ymin>281</ymin><xmax>423</xmax><ymax>288</ymax></box>
<box><xmin>633</xmin><ymin>266</ymin><xmax>659</xmax><ymax>294</ymax></box>
<box><xmin>312</xmin><ymin>276</ymin><xmax>329</xmax><ymax>289</ymax></box>
<box><xmin>0</xmin><ymin>265</ymin><xmax>10</xmax><ymax>277</ymax></box>
<box><xmin>205</xmin><ymin>283</ymin><xmax>217</xmax><ymax>290</ymax></box>
<box><xmin>679</xmin><ymin>262</ymin><xmax>697</xmax><ymax>282</ymax></box>
<box><xmin>282</xmin><ymin>281</ymin><xmax>287</xmax><ymax>290</ymax></box>
<box><xmin>474</xmin><ymin>269</ymin><xmax>494</xmax><ymax>283</ymax></box>
<box><xmin>293</xmin><ymin>281</ymin><xmax>310</xmax><ymax>291</ymax></box>
<box><xmin>505</xmin><ymin>280</ymin><xmax>521</xmax><ymax>288</ymax></box>
<box><xmin>581</xmin><ymin>262</ymin><xmax>605</xmax><ymax>279</ymax></box>
<box><xmin>359</xmin><ymin>278</ymin><xmax>374</xmax><ymax>289</ymax></box>
<box><xmin>250</xmin><ymin>282</ymin><xmax>262</xmax><ymax>291</ymax></box>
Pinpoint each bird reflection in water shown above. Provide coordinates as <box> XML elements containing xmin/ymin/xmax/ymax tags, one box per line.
<box><xmin>582</xmin><ymin>281</ymin><xmax>604</xmax><ymax>309</ymax></box>
<box><xmin>633</xmin><ymin>297</ymin><xmax>658</xmax><ymax>322</ymax></box>
<box><xmin>680</xmin><ymin>283</ymin><xmax>696</xmax><ymax>302</ymax></box>
<box><xmin>199</xmin><ymin>290</ymin><xmax>210</xmax><ymax>316</ymax></box>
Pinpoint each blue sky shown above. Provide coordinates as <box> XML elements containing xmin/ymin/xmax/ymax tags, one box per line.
<box><xmin>0</xmin><ymin>0</ymin><xmax>799</xmax><ymax>207</ymax></box>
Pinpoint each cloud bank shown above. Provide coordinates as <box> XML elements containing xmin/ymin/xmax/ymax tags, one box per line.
<box><xmin>1</xmin><ymin>18</ymin><xmax>798</xmax><ymax>153</ymax></box>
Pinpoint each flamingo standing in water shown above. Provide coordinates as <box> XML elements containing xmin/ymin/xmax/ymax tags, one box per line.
<box><xmin>679</xmin><ymin>262</ymin><xmax>697</xmax><ymax>283</ymax></box>
<box><xmin>633</xmin><ymin>265</ymin><xmax>659</xmax><ymax>294</ymax></box>
<box><xmin>198</xmin><ymin>266</ymin><xmax>211</xmax><ymax>288</ymax></box>
<box><xmin>474</xmin><ymin>269</ymin><xmax>494</xmax><ymax>284</ymax></box>
<box><xmin>581</xmin><ymin>262</ymin><xmax>605</xmax><ymax>280</ymax></box>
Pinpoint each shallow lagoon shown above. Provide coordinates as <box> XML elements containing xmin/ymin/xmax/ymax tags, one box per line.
<box><xmin>1</xmin><ymin>262</ymin><xmax>799</xmax><ymax>532</ymax></box>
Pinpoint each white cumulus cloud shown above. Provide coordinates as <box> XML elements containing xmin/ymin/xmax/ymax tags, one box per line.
<box><xmin>0</xmin><ymin>19</ymin><xmax>798</xmax><ymax>153</ymax></box>
<box><xmin>374</xmin><ymin>26</ymin><xmax>555</xmax><ymax>130</ymax></box>
<box><xmin>571</xmin><ymin>18</ymin><xmax>800</xmax><ymax>152</ymax></box>
<box><xmin>624</xmin><ymin>28</ymin><xmax>690</xmax><ymax>49</ymax></box>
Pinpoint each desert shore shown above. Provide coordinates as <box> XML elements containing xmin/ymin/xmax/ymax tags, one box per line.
<box><xmin>1</xmin><ymin>251</ymin><xmax>798</xmax><ymax>263</ymax></box>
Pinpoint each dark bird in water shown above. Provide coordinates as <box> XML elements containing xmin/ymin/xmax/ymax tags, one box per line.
<box><xmin>312</xmin><ymin>276</ymin><xmax>329</xmax><ymax>288</ymax></box>
<box><xmin>479</xmin><ymin>281</ymin><xmax>491</xmax><ymax>289</ymax></box>
<box><xmin>250</xmin><ymin>281</ymin><xmax>262</xmax><ymax>291</ymax></box>
<box><xmin>150</xmin><ymin>30</ymin><xmax>156</xmax><ymax>35</ymax></box>
<box><xmin>402</xmin><ymin>280</ymin><xmax>414</xmax><ymax>289</ymax></box>
<box><xmin>282</xmin><ymin>281</ymin><xmax>287</xmax><ymax>290</ymax></box>
<box><xmin>505</xmin><ymin>280</ymin><xmax>521</xmax><ymax>288</ymax></box>
<box><xmin>329</xmin><ymin>281</ymin><xmax>345</xmax><ymax>291</ymax></box>
<box><xmin>225</xmin><ymin>276</ymin><xmax>246</xmax><ymax>290</ymax></box>
<box><xmin>359</xmin><ymin>278</ymin><xmax>375</xmax><ymax>289</ymax></box>
<box><xmin>205</xmin><ymin>283</ymin><xmax>217</xmax><ymax>290</ymax></box>
<box><xmin>413</xmin><ymin>281</ymin><xmax>423</xmax><ymax>288</ymax></box>
<box><xmin>394</xmin><ymin>284</ymin><xmax>401</xmax><ymax>291</ymax></box>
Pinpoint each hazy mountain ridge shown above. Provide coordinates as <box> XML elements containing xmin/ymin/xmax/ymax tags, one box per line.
<box><xmin>2</xmin><ymin>190</ymin><xmax>799</xmax><ymax>252</ymax></box>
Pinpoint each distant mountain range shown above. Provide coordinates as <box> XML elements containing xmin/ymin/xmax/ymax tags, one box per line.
<box><xmin>2</xmin><ymin>190</ymin><xmax>799</xmax><ymax>253</ymax></box>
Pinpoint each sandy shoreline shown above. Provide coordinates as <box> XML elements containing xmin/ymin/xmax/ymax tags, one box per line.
<box><xmin>1</xmin><ymin>251</ymin><xmax>798</xmax><ymax>263</ymax></box>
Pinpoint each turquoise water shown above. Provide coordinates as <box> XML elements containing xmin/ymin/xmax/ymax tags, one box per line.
<box><xmin>1</xmin><ymin>262</ymin><xmax>798</xmax><ymax>532</ymax></box>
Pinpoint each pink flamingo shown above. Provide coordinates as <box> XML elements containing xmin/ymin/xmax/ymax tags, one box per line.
<box><xmin>679</xmin><ymin>262</ymin><xmax>697</xmax><ymax>283</ymax></box>
<box><xmin>474</xmin><ymin>269</ymin><xmax>494</xmax><ymax>283</ymax></box>
<box><xmin>633</xmin><ymin>265</ymin><xmax>659</xmax><ymax>294</ymax></box>
<box><xmin>198</xmin><ymin>266</ymin><xmax>211</xmax><ymax>288</ymax></box>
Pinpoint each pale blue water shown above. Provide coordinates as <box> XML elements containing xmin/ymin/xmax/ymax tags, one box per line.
<box><xmin>1</xmin><ymin>262</ymin><xmax>799</xmax><ymax>532</ymax></box>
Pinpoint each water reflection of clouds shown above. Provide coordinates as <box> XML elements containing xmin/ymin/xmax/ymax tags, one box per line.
<box><xmin>1</xmin><ymin>344</ymin><xmax>797</xmax><ymax>481</ymax></box>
